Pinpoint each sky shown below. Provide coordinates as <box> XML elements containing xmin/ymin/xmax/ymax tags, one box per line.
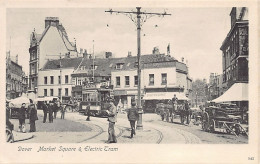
<box><xmin>6</xmin><ymin>7</ymin><xmax>232</xmax><ymax>81</ymax></box>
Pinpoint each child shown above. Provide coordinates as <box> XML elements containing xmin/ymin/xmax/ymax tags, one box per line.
<box><xmin>61</xmin><ymin>104</ymin><xmax>66</xmax><ymax>119</ymax></box>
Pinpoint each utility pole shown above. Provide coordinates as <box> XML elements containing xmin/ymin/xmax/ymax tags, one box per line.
<box><xmin>92</xmin><ymin>40</ymin><xmax>95</xmax><ymax>82</ymax></box>
<box><xmin>106</xmin><ymin>7</ymin><xmax>171</xmax><ymax>130</ymax></box>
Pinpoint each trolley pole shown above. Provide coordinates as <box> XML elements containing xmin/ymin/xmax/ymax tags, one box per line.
<box><xmin>105</xmin><ymin>7</ymin><xmax>171</xmax><ymax>130</ymax></box>
<box><xmin>136</xmin><ymin>7</ymin><xmax>143</xmax><ymax>130</ymax></box>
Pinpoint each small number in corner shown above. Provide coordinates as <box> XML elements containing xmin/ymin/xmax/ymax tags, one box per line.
<box><xmin>248</xmin><ymin>157</ymin><xmax>254</xmax><ymax>160</ymax></box>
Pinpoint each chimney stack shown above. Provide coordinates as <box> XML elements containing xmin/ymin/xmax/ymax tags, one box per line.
<box><xmin>45</xmin><ymin>17</ymin><xmax>59</xmax><ymax>28</ymax></box>
<box><xmin>152</xmin><ymin>47</ymin><xmax>160</xmax><ymax>55</ymax></box>
<box><xmin>105</xmin><ymin>52</ymin><xmax>112</xmax><ymax>58</ymax></box>
<box><xmin>16</xmin><ymin>54</ymin><xmax>18</xmax><ymax>63</ymax></box>
<box><xmin>127</xmin><ymin>51</ymin><xmax>132</xmax><ymax>57</ymax></box>
<box><xmin>83</xmin><ymin>49</ymin><xmax>88</xmax><ymax>58</ymax></box>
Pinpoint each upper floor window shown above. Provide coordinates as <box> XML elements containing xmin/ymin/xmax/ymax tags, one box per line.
<box><xmin>125</xmin><ymin>76</ymin><xmax>130</xmax><ymax>86</ymax></box>
<box><xmin>78</xmin><ymin>78</ymin><xmax>82</xmax><ymax>86</ymax></box>
<box><xmin>149</xmin><ymin>74</ymin><xmax>154</xmax><ymax>86</ymax></box>
<box><xmin>58</xmin><ymin>76</ymin><xmax>61</xmax><ymax>84</ymax></box>
<box><xmin>134</xmin><ymin>76</ymin><xmax>138</xmax><ymax>86</ymax></box>
<box><xmin>31</xmin><ymin>64</ymin><xmax>35</xmax><ymax>74</ymax></box>
<box><xmin>44</xmin><ymin>89</ymin><xmax>47</xmax><ymax>96</ymax></box>
<box><xmin>50</xmin><ymin>76</ymin><xmax>54</xmax><ymax>84</ymax></box>
<box><xmin>50</xmin><ymin>89</ymin><xmax>54</xmax><ymax>96</ymax></box>
<box><xmin>44</xmin><ymin>76</ymin><xmax>47</xmax><ymax>84</ymax></box>
<box><xmin>116</xmin><ymin>76</ymin><xmax>120</xmax><ymax>87</ymax></box>
<box><xmin>65</xmin><ymin>75</ymin><xmax>68</xmax><ymax>84</ymax></box>
<box><xmin>116</xmin><ymin>63</ymin><xmax>123</xmax><ymax>70</ymax></box>
<box><xmin>161</xmin><ymin>73</ymin><xmax>167</xmax><ymax>85</ymax></box>
<box><xmin>58</xmin><ymin>88</ymin><xmax>61</xmax><ymax>97</ymax></box>
<box><xmin>80</xmin><ymin>66</ymin><xmax>85</xmax><ymax>70</ymax></box>
<box><xmin>91</xmin><ymin>65</ymin><xmax>98</xmax><ymax>70</ymax></box>
<box><xmin>65</xmin><ymin>88</ymin><xmax>68</xmax><ymax>96</ymax></box>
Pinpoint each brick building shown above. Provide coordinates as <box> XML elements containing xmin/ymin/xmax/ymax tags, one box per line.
<box><xmin>29</xmin><ymin>17</ymin><xmax>77</xmax><ymax>93</ymax></box>
<box><xmin>220</xmin><ymin>7</ymin><xmax>248</xmax><ymax>88</ymax></box>
<box><xmin>6</xmin><ymin>52</ymin><xmax>27</xmax><ymax>99</ymax></box>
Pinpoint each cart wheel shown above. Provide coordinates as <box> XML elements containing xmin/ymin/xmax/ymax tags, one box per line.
<box><xmin>209</xmin><ymin>119</ymin><xmax>215</xmax><ymax>133</ymax></box>
<box><xmin>6</xmin><ymin>128</ymin><xmax>14</xmax><ymax>143</ymax></box>
<box><xmin>202</xmin><ymin>112</ymin><xmax>210</xmax><ymax>132</ymax></box>
<box><xmin>161</xmin><ymin>114</ymin><xmax>164</xmax><ymax>121</ymax></box>
<box><xmin>226</xmin><ymin>129</ymin><xmax>231</xmax><ymax>134</ymax></box>
<box><xmin>234</xmin><ymin>124</ymin><xmax>241</xmax><ymax>135</ymax></box>
<box><xmin>180</xmin><ymin>115</ymin><xmax>184</xmax><ymax>124</ymax></box>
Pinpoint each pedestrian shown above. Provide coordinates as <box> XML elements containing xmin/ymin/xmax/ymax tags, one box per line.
<box><xmin>60</xmin><ymin>104</ymin><xmax>66</xmax><ymax>119</ymax></box>
<box><xmin>18</xmin><ymin>103</ymin><xmax>27</xmax><ymax>133</ymax></box>
<box><xmin>172</xmin><ymin>94</ymin><xmax>178</xmax><ymax>113</ymax></box>
<box><xmin>184</xmin><ymin>101</ymin><xmax>190</xmax><ymax>124</ymax></box>
<box><xmin>42</xmin><ymin>101</ymin><xmax>48</xmax><ymax>123</ymax></box>
<box><xmin>106</xmin><ymin>97</ymin><xmax>117</xmax><ymax>143</ymax></box>
<box><xmin>27</xmin><ymin>99</ymin><xmax>33</xmax><ymax>124</ymax></box>
<box><xmin>127</xmin><ymin>101</ymin><xmax>139</xmax><ymax>138</ymax></box>
<box><xmin>86</xmin><ymin>102</ymin><xmax>91</xmax><ymax>121</ymax></box>
<box><xmin>49</xmin><ymin>101</ymin><xmax>53</xmax><ymax>123</ymax></box>
<box><xmin>53</xmin><ymin>100</ymin><xmax>58</xmax><ymax>119</ymax></box>
<box><xmin>29</xmin><ymin>101</ymin><xmax>38</xmax><ymax>132</ymax></box>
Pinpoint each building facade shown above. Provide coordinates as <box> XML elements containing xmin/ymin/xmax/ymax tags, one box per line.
<box><xmin>29</xmin><ymin>17</ymin><xmax>77</xmax><ymax>92</ymax></box>
<box><xmin>6</xmin><ymin>52</ymin><xmax>27</xmax><ymax>99</ymax></box>
<box><xmin>38</xmin><ymin>52</ymin><xmax>192</xmax><ymax>109</ymax></box>
<box><xmin>220</xmin><ymin>7</ymin><xmax>248</xmax><ymax>89</ymax></box>
<box><xmin>37</xmin><ymin>57</ymin><xmax>83</xmax><ymax>101</ymax></box>
<box><xmin>111</xmin><ymin>54</ymin><xmax>192</xmax><ymax>110</ymax></box>
<box><xmin>206</xmin><ymin>73</ymin><xmax>225</xmax><ymax>101</ymax></box>
<box><xmin>190</xmin><ymin>79</ymin><xmax>207</xmax><ymax>107</ymax></box>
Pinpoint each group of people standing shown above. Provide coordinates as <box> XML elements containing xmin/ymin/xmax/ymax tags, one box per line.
<box><xmin>16</xmin><ymin>100</ymin><xmax>38</xmax><ymax>133</ymax></box>
<box><xmin>42</xmin><ymin>100</ymin><xmax>62</xmax><ymax>123</ymax></box>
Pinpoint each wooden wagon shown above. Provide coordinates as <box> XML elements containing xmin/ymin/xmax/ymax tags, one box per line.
<box><xmin>202</xmin><ymin>103</ymin><xmax>248</xmax><ymax>136</ymax></box>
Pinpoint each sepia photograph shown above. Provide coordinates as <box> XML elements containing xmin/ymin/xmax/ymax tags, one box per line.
<box><xmin>1</xmin><ymin>1</ymin><xmax>259</xmax><ymax>163</ymax></box>
<box><xmin>5</xmin><ymin>7</ymin><xmax>249</xmax><ymax>144</ymax></box>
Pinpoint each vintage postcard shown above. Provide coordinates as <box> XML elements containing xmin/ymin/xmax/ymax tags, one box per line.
<box><xmin>0</xmin><ymin>0</ymin><xmax>259</xmax><ymax>163</ymax></box>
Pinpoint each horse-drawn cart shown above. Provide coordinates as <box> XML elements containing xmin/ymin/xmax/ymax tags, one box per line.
<box><xmin>202</xmin><ymin>103</ymin><xmax>248</xmax><ymax>136</ymax></box>
<box><xmin>171</xmin><ymin>104</ymin><xmax>192</xmax><ymax>124</ymax></box>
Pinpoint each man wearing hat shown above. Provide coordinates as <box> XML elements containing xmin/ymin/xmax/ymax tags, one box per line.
<box><xmin>106</xmin><ymin>97</ymin><xmax>117</xmax><ymax>143</ymax></box>
<box><xmin>42</xmin><ymin>101</ymin><xmax>48</xmax><ymax>123</ymax></box>
<box><xmin>127</xmin><ymin>101</ymin><xmax>139</xmax><ymax>138</ymax></box>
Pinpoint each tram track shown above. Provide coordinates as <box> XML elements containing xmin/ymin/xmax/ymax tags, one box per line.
<box><xmin>146</xmin><ymin>119</ymin><xmax>201</xmax><ymax>144</ymax></box>
<box><xmin>77</xmin><ymin>122</ymin><xmax>105</xmax><ymax>143</ymax></box>
<box><xmin>153</xmin><ymin>128</ymin><xmax>164</xmax><ymax>144</ymax></box>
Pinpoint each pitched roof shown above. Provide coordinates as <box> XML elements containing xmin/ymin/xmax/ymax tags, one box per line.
<box><xmin>176</xmin><ymin>62</ymin><xmax>188</xmax><ymax>73</ymax></box>
<box><xmin>42</xmin><ymin>57</ymin><xmax>83</xmax><ymax>70</ymax></box>
<box><xmin>42</xmin><ymin>54</ymin><xmax>188</xmax><ymax>75</ymax></box>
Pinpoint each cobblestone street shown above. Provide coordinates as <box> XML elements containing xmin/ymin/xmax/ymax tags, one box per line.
<box><xmin>10</xmin><ymin>110</ymin><xmax>247</xmax><ymax>144</ymax></box>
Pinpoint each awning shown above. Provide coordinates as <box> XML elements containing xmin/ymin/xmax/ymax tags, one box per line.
<box><xmin>9</xmin><ymin>96</ymin><xmax>30</xmax><ymax>108</ymax></box>
<box><xmin>34</xmin><ymin>96</ymin><xmax>59</xmax><ymax>102</ymax></box>
<box><xmin>114</xmin><ymin>90</ymin><xmax>127</xmax><ymax>96</ymax></box>
<box><xmin>212</xmin><ymin>83</ymin><xmax>248</xmax><ymax>102</ymax></box>
<box><xmin>143</xmin><ymin>92</ymin><xmax>189</xmax><ymax>100</ymax></box>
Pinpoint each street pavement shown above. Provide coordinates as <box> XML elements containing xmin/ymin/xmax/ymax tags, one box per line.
<box><xmin>10</xmin><ymin>110</ymin><xmax>248</xmax><ymax>144</ymax></box>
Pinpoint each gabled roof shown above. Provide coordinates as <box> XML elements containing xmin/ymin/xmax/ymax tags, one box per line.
<box><xmin>38</xmin><ymin>24</ymin><xmax>77</xmax><ymax>52</ymax></box>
